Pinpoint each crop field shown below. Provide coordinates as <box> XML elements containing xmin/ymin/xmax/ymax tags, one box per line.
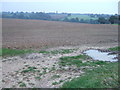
<box><xmin>2</xmin><ymin>18</ymin><xmax>118</xmax><ymax>49</ymax></box>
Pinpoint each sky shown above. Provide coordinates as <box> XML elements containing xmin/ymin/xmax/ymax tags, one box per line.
<box><xmin>1</xmin><ymin>0</ymin><xmax>119</xmax><ymax>14</ymax></box>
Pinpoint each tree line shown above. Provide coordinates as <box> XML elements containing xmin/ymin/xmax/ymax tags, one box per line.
<box><xmin>63</xmin><ymin>17</ymin><xmax>99</xmax><ymax>24</ymax></box>
<box><xmin>2</xmin><ymin>12</ymin><xmax>119</xmax><ymax>24</ymax></box>
<box><xmin>98</xmin><ymin>15</ymin><xmax>119</xmax><ymax>24</ymax></box>
<box><xmin>2</xmin><ymin>12</ymin><xmax>51</xmax><ymax>20</ymax></box>
<box><xmin>63</xmin><ymin>15</ymin><xmax>119</xmax><ymax>24</ymax></box>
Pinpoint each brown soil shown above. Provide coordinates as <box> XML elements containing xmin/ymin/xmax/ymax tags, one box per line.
<box><xmin>2</xmin><ymin>18</ymin><xmax>118</xmax><ymax>49</ymax></box>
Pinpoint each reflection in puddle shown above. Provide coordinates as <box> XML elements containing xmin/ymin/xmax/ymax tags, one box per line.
<box><xmin>84</xmin><ymin>49</ymin><xmax>118</xmax><ymax>62</ymax></box>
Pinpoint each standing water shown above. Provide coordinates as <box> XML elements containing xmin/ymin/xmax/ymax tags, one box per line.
<box><xmin>84</xmin><ymin>49</ymin><xmax>118</xmax><ymax>62</ymax></box>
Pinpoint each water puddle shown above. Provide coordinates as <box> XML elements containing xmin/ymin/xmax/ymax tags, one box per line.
<box><xmin>84</xmin><ymin>49</ymin><xmax>118</xmax><ymax>62</ymax></box>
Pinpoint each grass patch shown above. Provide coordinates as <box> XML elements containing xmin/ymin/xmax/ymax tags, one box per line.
<box><xmin>39</xmin><ymin>68</ymin><xmax>48</xmax><ymax>76</ymax></box>
<box><xmin>108</xmin><ymin>46</ymin><xmax>120</xmax><ymax>51</ymax></box>
<box><xmin>59</xmin><ymin>54</ymin><xmax>108</xmax><ymax>67</ymax></box>
<box><xmin>39</xmin><ymin>50</ymin><xmax>50</xmax><ymax>54</ymax></box>
<box><xmin>35</xmin><ymin>76</ymin><xmax>41</xmax><ymax>80</ymax></box>
<box><xmin>93</xmin><ymin>61</ymin><xmax>107</xmax><ymax>65</ymax></box>
<box><xmin>0</xmin><ymin>49</ymin><xmax>2</xmax><ymax>56</ymax></box>
<box><xmin>51</xmin><ymin>49</ymin><xmax>75</xmax><ymax>54</ymax></box>
<box><xmin>1</xmin><ymin>48</ymin><xmax>75</xmax><ymax>57</ymax></box>
<box><xmin>2</xmin><ymin>48</ymin><xmax>34</xmax><ymax>57</ymax></box>
<box><xmin>21</xmin><ymin>66</ymin><xmax>37</xmax><ymax>73</ymax></box>
<box><xmin>39</xmin><ymin>49</ymin><xmax>75</xmax><ymax>55</ymax></box>
<box><xmin>60</xmin><ymin>54</ymin><xmax>88</xmax><ymax>60</ymax></box>
<box><xmin>49</xmin><ymin>67</ymin><xmax>56</xmax><ymax>71</ymax></box>
<box><xmin>19</xmin><ymin>82</ymin><xmax>26</xmax><ymax>87</ymax></box>
<box><xmin>52</xmin><ymin>82</ymin><xmax>59</xmax><ymax>85</ymax></box>
<box><xmin>61</xmin><ymin>62</ymin><xmax>118</xmax><ymax>88</ymax></box>
<box><xmin>59</xmin><ymin>55</ymin><xmax>89</xmax><ymax>67</ymax></box>
<box><xmin>79</xmin><ymin>60</ymin><xmax>107</xmax><ymax>67</ymax></box>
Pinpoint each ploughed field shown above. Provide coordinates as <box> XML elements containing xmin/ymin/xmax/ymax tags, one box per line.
<box><xmin>1</xmin><ymin>19</ymin><xmax>119</xmax><ymax>88</ymax></box>
<box><xmin>2</xmin><ymin>18</ymin><xmax>118</xmax><ymax>49</ymax></box>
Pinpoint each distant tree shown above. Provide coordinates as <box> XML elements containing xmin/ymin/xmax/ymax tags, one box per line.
<box><xmin>69</xmin><ymin>18</ymin><xmax>73</xmax><ymax>22</ymax></box>
<box><xmin>75</xmin><ymin>17</ymin><xmax>79</xmax><ymax>22</ymax></box>
<box><xmin>109</xmin><ymin>15</ymin><xmax>118</xmax><ymax>24</ymax></box>
<box><xmin>2</xmin><ymin>11</ymin><xmax>52</xmax><ymax>20</ymax></box>
<box><xmin>67</xmin><ymin>14</ymin><xmax>71</xmax><ymax>17</ymax></box>
<box><xmin>12</xmin><ymin>13</ymin><xmax>17</xmax><ymax>18</ymax></box>
<box><xmin>119</xmin><ymin>15</ymin><xmax>120</xmax><ymax>24</ymax></box>
<box><xmin>63</xmin><ymin>17</ymin><xmax>69</xmax><ymax>22</ymax></box>
<box><xmin>90</xmin><ymin>14</ymin><xmax>95</xmax><ymax>18</ymax></box>
<box><xmin>69</xmin><ymin>17</ymin><xmax>79</xmax><ymax>22</ymax></box>
<box><xmin>89</xmin><ymin>19</ymin><xmax>94</xmax><ymax>24</ymax></box>
<box><xmin>98</xmin><ymin>17</ymin><xmax>106</xmax><ymax>24</ymax></box>
<box><xmin>18</xmin><ymin>12</ymin><xmax>25</xmax><ymax>19</ymax></box>
<box><xmin>80</xmin><ymin>19</ymin><xmax>84</xmax><ymax>23</ymax></box>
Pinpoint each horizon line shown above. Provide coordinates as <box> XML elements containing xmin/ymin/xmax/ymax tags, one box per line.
<box><xmin>1</xmin><ymin>11</ymin><xmax>117</xmax><ymax>15</ymax></box>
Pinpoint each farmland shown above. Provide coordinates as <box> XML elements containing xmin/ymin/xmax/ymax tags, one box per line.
<box><xmin>67</xmin><ymin>14</ymin><xmax>98</xmax><ymax>20</ymax></box>
<box><xmin>2</xmin><ymin>18</ymin><xmax>118</xmax><ymax>49</ymax></box>
<box><xmin>1</xmin><ymin>18</ymin><xmax>119</xmax><ymax>88</ymax></box>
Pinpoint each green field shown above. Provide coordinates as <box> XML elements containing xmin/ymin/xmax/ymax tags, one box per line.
<box><xmin>67</xmin><ymin>14</ymin><xmax>98</xmax><ymax>20</ymax></box>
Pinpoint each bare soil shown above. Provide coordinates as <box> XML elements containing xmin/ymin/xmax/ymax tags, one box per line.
<box><xmin>2</xmin><ymin>18</ymin><xmax>118</xmax><ymax>49</ymax></box>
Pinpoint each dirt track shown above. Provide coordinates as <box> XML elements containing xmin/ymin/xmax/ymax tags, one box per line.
<box><xmin>2</xmin><ymin>18</ymin><xmax>118</xmax><ymax>49</ymax></box>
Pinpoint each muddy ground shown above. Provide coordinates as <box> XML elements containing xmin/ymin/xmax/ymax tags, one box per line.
<box><xmin>1</xmin><ymin>19</ymin><xmax>118</xmax><ymax>88</ymax></box>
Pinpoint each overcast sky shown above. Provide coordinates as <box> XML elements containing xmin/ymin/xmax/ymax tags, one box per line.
<box><xmin>1</xmin><ymin>0</ymin><xmax>119</xmax><ymax>14</ymax></box>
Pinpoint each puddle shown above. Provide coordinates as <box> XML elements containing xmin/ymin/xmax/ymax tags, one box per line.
<box><xmin>84</xmin><ymin>49</ymin><xmax>118</xmax><ymax>62</ymax></box>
